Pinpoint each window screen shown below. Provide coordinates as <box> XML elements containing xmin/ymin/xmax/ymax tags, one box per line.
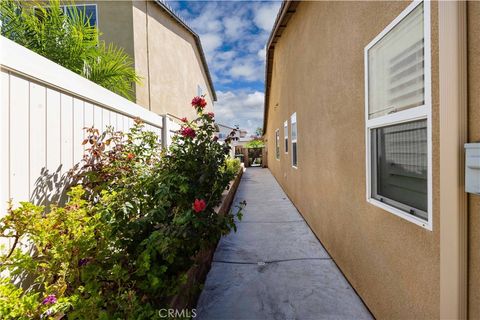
<box><xmin>371</xmin><ymin>119</ymin><xmax>428</xmax><ymax>220</ymax></box>
<box><xmin>368</xmin><ymin>3</ymin><xmax>424</xmax><ymax>119</ymax></box>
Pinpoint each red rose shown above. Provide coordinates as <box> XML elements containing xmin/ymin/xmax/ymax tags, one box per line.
<box><xmin>193</xmin><ymin>199</ymin><xmax>206</xmax><ymax>213</ymax></box>
<box><xmin>191</xmin><ymin>96</ymin><xmax>207</xmax><ymax>109</ymax></box>
<box><xmin>180</xmin><ymin>127</ymin><xmax>196</xmax><ymax>138</ymax></box>
<box><xmin>127</xmin><ymin>153</ymin><xmax>135</xmax><ymax>160</ymax></box>
<box><xmin>207</xmin><ymin>112</ymin><xmax>214</xmax><ymax>118</ymax></box>
<box><xmin>181</xmin><ymin>117</ymin><xmax>188</xmax><ymax>123</ymax></box>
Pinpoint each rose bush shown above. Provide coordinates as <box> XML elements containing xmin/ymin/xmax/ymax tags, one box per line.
<box><xmin>0</xmin><ymin>96</ymin><xmax>245</xmax><ymax>319</ymax></box>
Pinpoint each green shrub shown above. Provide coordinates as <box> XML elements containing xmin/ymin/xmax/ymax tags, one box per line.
<box><xmin>0</xmin><ymin>97</ymin><xmax>245</xmax><ymax>319</ymax></box>
<box><xmin>0</xmin><ymin>0</ymin><xmax>140</xmax><ymax>100</ymax></box>
<box><xmin>225</xmin><ymin>158</ymin><xmax>241</xmax><ymax>177</ymax></box>
<box><xmin>0</xmin><ymin>186</ymin><xmax>112</xmax><ymax>319</ymax></box>
<box><xmin>245</xmin><ymin>139</ymin><xmax>265</xmax><ymax>148</ymax></box>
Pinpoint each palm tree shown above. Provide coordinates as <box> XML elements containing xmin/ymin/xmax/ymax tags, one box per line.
<box><xmin>0</xmin><ymin>0</ymin><xmax>141</xmax><ymax>101</ymax></box>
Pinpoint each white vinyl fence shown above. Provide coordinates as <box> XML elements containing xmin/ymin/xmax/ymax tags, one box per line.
<box><xmin>0</xmin><ymin>36</ymin><xmax>164</xmax><ymax>216</ymax></box>
<box><xmin>165</xmin><ymin>114</ymin><xmax>182</xmax><ymax>146</ymax></box>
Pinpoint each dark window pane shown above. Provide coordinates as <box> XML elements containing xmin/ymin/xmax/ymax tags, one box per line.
<box><xmin>64</xmin><ymin>5</ymin><xmax>97</xmax><ymax>26</ymax></box>
<box><xmin>372</xmin><ymin>120</ymin><xmax>427</xmax><ymax>219</ymax></box>
<box><xmin>84</xmin><ymin>5</ymin><xmax>96</xmax><ymax>26</ymax></box>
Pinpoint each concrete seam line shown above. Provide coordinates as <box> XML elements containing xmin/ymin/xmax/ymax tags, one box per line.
<box><xmin>212</xmin><ymin>258</ymin><xmax>331</xmax><ymax>265</ymax></box>
<box><xmin>238</xmin><ymin>220</ymin><xmax>305</xmax><ymax>224</ymax></box>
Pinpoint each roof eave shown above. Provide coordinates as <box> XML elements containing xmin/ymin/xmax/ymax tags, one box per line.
<box><xmin>263</xmin><ymin>0</ymin><xmax>298</xmax><ymax>135</ymax></box>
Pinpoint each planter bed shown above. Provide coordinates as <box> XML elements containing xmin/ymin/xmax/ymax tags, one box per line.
<box><xmin>170</xmin><ymin>167</ymin><xmax>244</xmax><ymax>310</ymax></box>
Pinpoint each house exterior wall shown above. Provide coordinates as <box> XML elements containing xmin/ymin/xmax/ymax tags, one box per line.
<box><xmin>468</xmin><ymin>2</ymin><xmax>480</xmax><ymax>319</ymax></box>
<box><xmin>95</xmin><ymin>0</ymin><xmax>135</xmax><ymax>61</ymax></box>
<box><xmin>61</xmin><ymin>0</ymin><xmax>135</xmax><ymax>60</ymax></box>
<box><xmin>265</xmin><ymin>1</ymin><xmax>441</xmax><ymax>319</ymax></box>
<box><xmin>132</xmin><ymin>1</ymin><xmax>214</xmax><ymax>118</ymax></box>
<box><xmin>61</xmin><ymin>0</ymin><xmax>214</xmax><ymax>118</ymax></box>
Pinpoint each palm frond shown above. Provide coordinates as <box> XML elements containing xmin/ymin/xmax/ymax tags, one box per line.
<box><xmin>0</xmin><ymin>0</ymin><xmax>141</xmax><ymax>101</ymax></box>
<box><xmin>84</xmin><ymin>42</ymin><xmax>141</xmax><ymax>101</ymax></box>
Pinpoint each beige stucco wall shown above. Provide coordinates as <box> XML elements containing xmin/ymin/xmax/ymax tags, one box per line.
<box><xmin>468</xmin><ymin>2</ymin><xmax>480</xmax><ymax>319</ymax></box>
<box><xmin>265</xmin><ymin>1</ymin><xmax>441</xmax><ymax>319</ymax></box>
<box><xmin>63</xmin><ymin>0</ymin><xmax>214</xmax><ymax>118</ymax></box>
<box><xmin>132</xmin><ymin>1</ymin><xmax>214</xmax><ymax>118</ymax></box>
<box><xmin>131</xmin><ymin>0</ymin><xmax>150</xmax><ymax>109</ymax></box>
<box><xmin>63</xmin><ymin>0</ymin><xmax>135</xmax><ymax>60</ymax></box>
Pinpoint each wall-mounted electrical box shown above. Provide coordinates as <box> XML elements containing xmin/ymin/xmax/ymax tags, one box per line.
<box><xmin>465</xmin><ymin>143</ymin><xmax>480</xmax><ymax>195</ymax></box>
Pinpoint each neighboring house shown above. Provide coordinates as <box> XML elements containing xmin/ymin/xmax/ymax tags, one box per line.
<box><xmin>57</xmin><ymin>0</ymin><xmax>216</xmax><ymax>119</ymax></box>
<box><xmin>264</xmin><ymin>1</ymin><xmax>479</xmax><ymax>319</ymax></box>
<box><xmin>215</xmin><ymin>123</ymin><xmax>246</xmax><ymax>158</ymax></box>
<box><xmin>216</xmin><ymin>123</ymin><xmax>247</xmax><ymax>141</ymax></box>
<box><xmin>161</xmin><ymin>119</ymin><xmax>245</xmax><ymax>157</ymax></box>
<box><xmin>216</xmin><ymin>123</ymin><xmax>237</xmax><ymax>141</ymax></box>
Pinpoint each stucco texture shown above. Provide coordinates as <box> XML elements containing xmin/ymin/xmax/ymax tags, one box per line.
<box><xmin>65</xmin><ymin>1</ymin><xmax>214</xmax><ymax>119</ymax></box>
<box><xmin>468</xmin><ymin>2</ymin><xmax>480</xmax><ymax>319</ymax></box>
<box><xmin>132</xmin><ymin>1</ymin><xmax>214</xmax><ymax>118</ymax></box>
<box><xmin>265</xmin><ymin>1</ymin><xmax>440</xmax><ymax>319</ymax></box>
<box><xmin>63</xmin><ymin>0</ymin><xmax>135</xmax><ymax>61</ymax></box>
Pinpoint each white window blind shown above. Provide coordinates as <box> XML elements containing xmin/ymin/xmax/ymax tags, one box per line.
<box><xmin>291</xmin><ymin>113</ymin><xmax>297</xmax><ymax>167</ymax></box>
<box><xmin>368</xmin><ymin>3</ymin><xmax>424</xmax><ymax>119</ymax></box>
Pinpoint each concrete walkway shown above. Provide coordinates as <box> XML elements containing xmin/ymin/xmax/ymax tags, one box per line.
<box><xmin>196</xmin><ymin>168</ymin><xmax>373</xmax><ymax>320</ymax></box>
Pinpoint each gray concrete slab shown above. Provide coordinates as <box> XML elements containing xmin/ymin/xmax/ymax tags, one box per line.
<box><xmin>235</xmin><ymin>202</ymin><xmax>302</xmax><ymax>223</ymax></box>
<box><xmin>196</xmin><ymin>168</ymin><xmax>372</xmax><ymax>320</ymax></box>
<box><xmin>214</xmin><ymin>221</ymin><xmax>329</xmax><ymax>262</ymax></box>
<box><xmin>197</xmin><ymin>260</ymin><xmax>371</xmax><ymax>320</ymax></box>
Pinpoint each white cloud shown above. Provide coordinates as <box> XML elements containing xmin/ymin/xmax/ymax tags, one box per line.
<box><xmin>227</xmin><ymin>54</ymin><xmax>265</xmax><ymax>82</ymax></box>
<box><xmin>200</xmin><ymin>33</ymin><xmax>223</xmax><ymax>55</ymax></box>
<box><xmin>214</xmin><ymin>90</ymin><xmax>265</xmax><ymax>135</ymax></box>
<box><xmin>253</xmin><ymin>2</ymin><xmax>281</xmax><ymax>31</ymax></box>
<box><xmin>223</xmin><ymin>15</ymin><xmax>249</xmax><ymax>40</ymax></box>
<box><xmin>187</xmin><ymin>3</ymin><xmax>224</xmax><ymax>33</ymax></box>
<box><xmin>229</xmin><ymin>64</ymin><xmax>257</xmax><ymax>81</ymax></box>
<box><xmin>257</xmin><ymin>46</ymin><xmax>266</xmax><ymax>61</ymax></box>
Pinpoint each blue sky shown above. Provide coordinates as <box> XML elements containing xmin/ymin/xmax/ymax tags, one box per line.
<box><xmin>168</xmin><ymin>0</ymin><xmax>282</xmax><ymax>135</ymax></box>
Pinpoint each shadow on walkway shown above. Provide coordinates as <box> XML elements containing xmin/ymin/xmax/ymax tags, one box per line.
<box><xmin>196</xmin><ymin>168</ymin><xmax>373</xmax><ymax>320</ymax></box>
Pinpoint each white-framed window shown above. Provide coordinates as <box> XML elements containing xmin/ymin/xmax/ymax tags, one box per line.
<box><xmin>365</xmin><ymin>1</ymin><xmax>432</xmax><ymax>230</ymax></box>
<box><xmin>291</xmin><ymin>113</ymin><xmax>297</xmax><ymax>168</ymax></box>
<box><xmin>275</xmin><ymin>129</ymin><xmax>280</xmax><ymax>160</ymax></box>
<box><xmin>284</xmin><ymin>120</ymin><xmax>288</xmax><ymax>153</ymax></box>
